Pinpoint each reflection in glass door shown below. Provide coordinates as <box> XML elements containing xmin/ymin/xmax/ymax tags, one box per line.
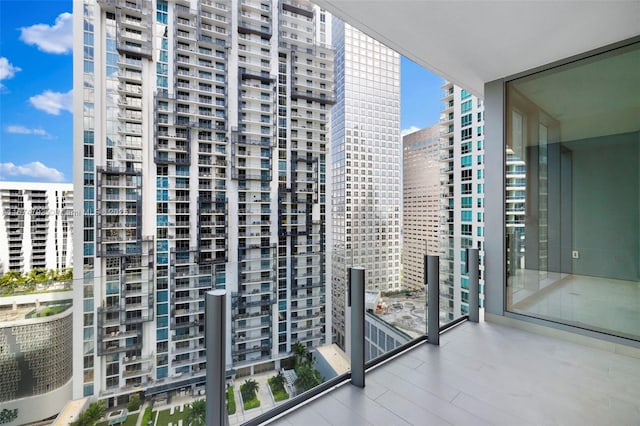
<box><xmin>505</xmin><ymin>41</ymin><xmax>640</xmax><ymax>341</ymax></box>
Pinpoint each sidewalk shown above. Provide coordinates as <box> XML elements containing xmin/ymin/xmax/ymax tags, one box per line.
<box><xmin>135</xmin><ymin>402</ymin><xmax>149</xmax><ymax>426</ymax></box>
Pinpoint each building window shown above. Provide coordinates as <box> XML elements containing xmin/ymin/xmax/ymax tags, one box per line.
<box><xmin>461</xmin><ymin>142</ymin><xmax>471</xmax><ymax>154</ymax></box>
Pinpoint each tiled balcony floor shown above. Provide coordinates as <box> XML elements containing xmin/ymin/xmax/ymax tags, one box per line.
<box><xmin>269</xmin><ymin>321</ymin><xmax>640</xmax><ymax>425</ymax></box>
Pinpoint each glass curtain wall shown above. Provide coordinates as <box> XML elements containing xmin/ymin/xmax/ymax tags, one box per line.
<box><xmin>505</xmin><ymin>41</ymin><xmax>640</xmax><ymax>341</ymax></box>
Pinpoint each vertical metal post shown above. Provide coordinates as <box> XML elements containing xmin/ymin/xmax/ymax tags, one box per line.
<box><xmin>205</xmin><ymin>290</ymin><xmax>228</xmax><ymax>426</ymax></box>
<box><xmin>426</xmin><ymin>255</ymin><xmax>440</xmax><ymax>345</ymax></box>
<box><xmin>467</xmin><ymin>248</ymin><xmax>480</xmax><ymax>323</ymax></box>
<box><xmin>349</xmin><ymin>267</ymin><xmax>365</xmax><ymax>388</ymax></box>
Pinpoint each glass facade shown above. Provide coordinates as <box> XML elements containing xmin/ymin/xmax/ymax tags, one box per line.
<box><xmin>505</xmin><ymin>41</ymin><xmax>640</xmax><ymax>341</ymax></box>
<box><xmin>330</xmin><ymin>21</ymin><xmax>401</xmax><ymax>350</ymax></box>
<box><xmin>74</xmin><ymin>0</ymin><xmax>333</xmax><ymax>404</ymax></box>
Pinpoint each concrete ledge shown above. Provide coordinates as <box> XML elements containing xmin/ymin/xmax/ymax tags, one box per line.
<box><xmin>0</xmin><ymin>378</ymin><xmax>73</xmax><ymax>426</ymax></box>
<box><xmin>485</xmin><ymin>312</ymin><xmax>640</xmax><ymax>359</ymax></box>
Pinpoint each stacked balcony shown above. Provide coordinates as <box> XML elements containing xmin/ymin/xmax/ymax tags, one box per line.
<box><xmin>439</xmin><ymin>82</ymin><xmax>456</xmax><ymax>321</ymax></box>
<box><xmin>233</xmin><ymin>0</ymin><xmax>278</xmax><ymax>365</ymax></box>
<box><xmin>115</xmin><ymin>1</ymin><xmax>152</xmax><ymax>59</ymax></box>
<box><xmin>231</xmin><ymin>287</ymin><xmax>275</xmax><ymax>365</ymax></box>
<box><xmin>169</xmin><ymin>252</ymin><xmax>215</xmax><ymax>376</ymax></box>
<box><xmin>96</xmin><ymin>258</ymin><xmax>154</xmax><ymax>359</ymax></box>
<box><xmin>197</xmin><ymin>195</ymin><xmax>227</xmax><ymax>265</ymax></box>
<box><xmin>238</xmin><ymin>0</ymin><xmax>272</xmax><ymax>39</ymax></box>
<box><xmin>28</xmin><ymin>191</ymin><xmax>48</xmax><ymax>269</ymax></box>
<box><xmin>1</xmin><ymin>191</ymin><xmax>25</xmax><ymax>271</ymax></box>
<box><xmin>96</xmin><ymin>171</ymin><xmax>142</xmax><ymax>258</ymax></box>
<box><xmin>272</xmin><ymin>1</ymin><xmax>333</xmax><ymax>351</ymax></box>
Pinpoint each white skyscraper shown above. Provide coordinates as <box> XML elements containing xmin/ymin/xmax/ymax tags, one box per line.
<box><xmin>330</xmin><ymin>20</ymin><xmax>401</xmax><ymax>350</ymax></box>
<box><xmin>73</xmin><ymin>0</ymin><xmax>333</xmax><ymax>401</ymax></box>
<box><xmin>439</xmin><ymin>82</ymin><xmax>485</xmax><ymax>322</ymax></box>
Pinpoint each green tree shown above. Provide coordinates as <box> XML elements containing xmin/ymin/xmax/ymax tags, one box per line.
<box><xmin>26</xmin><ymin>269</ymin><xmax>48</xmax><ymax>284</ymax></box>
<box><xmin>268</xmin><ymin>372</ymin><xmax>289</xmax><ymax>402</ymax></box>
<box><xmin>70</xmin><ymin>411</ymin><xmax>91</xmax><ymax>426</ymax></box>
<box><xmin>291</xmin><ymin>342</ymin><xmax>308</xmax><ymax>368</ymax></box>
<box><xmin>0</xmin><ymin>271</ymin><xmax>22</xmax><ymax>289</ymax></box>
<box><xmin>71</xmin><ymin>401</ymin><xmax>105</xmax><ymax>426</ymax></box>
<box><xmin>185</xmin><ymin>399</ymin><xmax>206</xmax><ymax>426</ymax></box>
<box><xmin>127</xmin><ymin>393</ymin><xmax>141</xmax><ymax>411</ymax></box>
<box><xmin>58</xmin><ymin>267</ymin><xmax>73</xmax><ymax>281</ymax></box>
<box><xmin>294</xmin><ymin>363</ymin><xmax>323</xmax><ymax>393</ymax></box>
<box><xmin>240</xmin><ymin>378</ymin><xmax>259</xmax><ymax>401</ymax></box>
<box><xmin>85</xmin><ymin>401</ymin><xmax>106</xmax><ymax>423</ymax></box>
<box><xmin>271</xmin><ymin>372</ymin><xmax>286</xmax><ymax>390</ymax></box>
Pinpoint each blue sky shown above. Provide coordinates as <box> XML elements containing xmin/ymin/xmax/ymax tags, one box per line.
<box><xmin>400</xmin><ymin>57</ymin><xmax>444</xmax><ymax>135</ymax></box>
<box><xmin>0</xmin><ymin>1</ymin><xmax>443</xmax><ymax>183</ymax></box>
<box><xmin>0</xmin><ymin>0</ymin><xmax>74</xmax><ymax>183</ymax></box>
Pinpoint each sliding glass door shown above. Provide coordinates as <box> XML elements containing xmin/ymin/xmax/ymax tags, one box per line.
<box><xmin>505</xmin><ymin>41</ymin><xmax>640</xmax><ymax>341</ymax></box>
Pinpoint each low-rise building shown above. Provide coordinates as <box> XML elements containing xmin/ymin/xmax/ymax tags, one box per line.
<box><xmin>0</xmin><ymin>290</ymin><xmax>73</xmax><ymax>425</ymax></box>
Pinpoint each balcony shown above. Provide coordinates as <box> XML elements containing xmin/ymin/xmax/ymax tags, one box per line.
<box><xmin>265</xmin><ymin>320</ymin><xmax>640</xmax><ymax>425</ymax></box>
<box><xmin>238</xmin><ymin>21</ymin><xmax>272</xmax><ymax>39</ymax></box>
<box><xmin>282</xmin><ymin>0</ymin><xmax>313</xmax><ymax>19</ymax></box>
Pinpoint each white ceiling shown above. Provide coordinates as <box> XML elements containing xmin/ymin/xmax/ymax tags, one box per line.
<box><xmin>314</xmin><ymin>0</ymin><xmax>640</xmax><ymax>97</ymax></box>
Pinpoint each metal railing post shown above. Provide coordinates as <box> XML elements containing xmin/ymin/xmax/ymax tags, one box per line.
<box><xmin>205</xmin><ymin>290</ymin><xmax>228</xmax><ymax>426</ymax></box>
<box><xmin>425</xmin><ymin>255</ymin><xmax>440</xmax><ymax>345</ymax></box>
<box><xmin>349</xmin><ymin>267</ymin><xmax>365</xmax><ymax>388</ymax></box>
<box><xmin>467</xmin><ymin>248</ymin><xmax>480</xmax><ymax>323</ymax></box>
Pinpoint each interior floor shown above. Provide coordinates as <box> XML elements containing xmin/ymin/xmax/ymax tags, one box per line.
<box><xmin>509</xmin><ymin>271</ymin><xmax>640</xmax><ymax>341</ymax></box>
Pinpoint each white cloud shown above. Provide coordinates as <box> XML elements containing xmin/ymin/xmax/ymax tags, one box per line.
<box><xmin>0</xmin><ymin>57</ymin><xmax>21</xmax><ymax>90</ymax></box>
<box><xmin>401</xmin><ymin>126</ymin><xmax>420</xmax><ymax>137</ymax></box>
<box><xmin>29</xmin><ymin>89</ymin><xmax>73</xmax><ymax>115</ymax></box>
<box><xmin>6</xmin><ymin>125</ymin><xmax>52</xmax><ymax>138</ymax></box>
<box><xmin>0</xmin><ymin>162</ymin><xmax>65</xmax><ymax>182</ymax></box>
<box><xmin>20</xmin><ymin>12</ymin><xmax>73</xmax><ymax>54</ymax></box>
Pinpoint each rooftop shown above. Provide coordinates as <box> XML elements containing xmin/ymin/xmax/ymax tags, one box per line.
<box><xmin>0</xmin><ymin>302</ymin><xmax>72</xmax><ymax>323</ymax></box>
<box><xmin>373</xmin><ymin>294</ymin><xmax>427</xmax><ymax>339</ymax></box>
<box><xmin>315</xmin><ymin>344</ymin><xmax>350</xmax><ymax>376</ymax></box>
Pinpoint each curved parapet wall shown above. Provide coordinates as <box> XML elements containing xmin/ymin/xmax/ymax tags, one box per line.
<box><xmin>0</xmin><ymin>303</ymin><xmax>73</xmax><ymax>425</ymax></box>
<box><xmin>0</xmin><ymin>379</ymin><xmax>72</xmax><ymax>426</ymax></box>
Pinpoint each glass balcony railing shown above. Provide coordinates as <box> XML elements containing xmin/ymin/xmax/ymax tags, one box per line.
<box><xmin>131</xmin><ymin>249</ymin><xmax>460</xmax><ymax>425</ymax></box>
<box><xmin>30</xmin><ymin>240</ymin><xmax>481</xmax><ymax>425</ymax></box>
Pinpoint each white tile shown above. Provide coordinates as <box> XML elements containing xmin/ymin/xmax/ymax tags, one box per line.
<box><xmin>374</xmin><ymin>391</ymin><xmax>452</xmax><ymax>426</ymax></box>
<box><xmin>274</xmin><ymin>322</ymin><xmax>640</xmax><ymax>426</ymax></box>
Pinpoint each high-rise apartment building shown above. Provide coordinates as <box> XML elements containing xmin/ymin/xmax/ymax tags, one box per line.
<box><xmin>401</xmin><ymin>126</ymin><xmax>441</xmax><ymax>290</ymax></box>
<box><xmin>0</xmin><ymin>182</ymin><xmax>73</xmax><ymax>275</ymax></box>
<box><xmin>330</xmin><ymin>21</ymin><xmax>401</xmax><ymax>350</ymax></box>
<box><xmin>439</xmin><ymin>82</ymin><xmax>485</xmax><ymax>322</ymax></box>
<box><xmin>73</xmin><ymin>0</ymin><xmax>333</xmax><ymax>401</ymax></box>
